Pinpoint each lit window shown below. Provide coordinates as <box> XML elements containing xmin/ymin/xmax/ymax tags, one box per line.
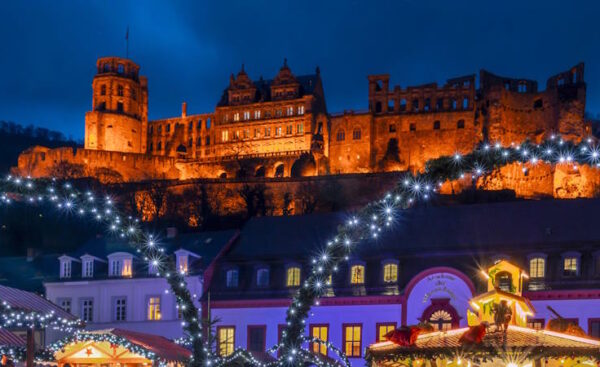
<box><xmin>275</xmin><ymin>127</ymin><xmax>282</xmax><ymax>137</ymax></box>
<box><xmin>114</xmin><ymin>297</ymin><xmax>127</xmax><ymax>321</ymax></box>
<box><xmin>80</xmin><ymin>299</ymin><xmax>93</xmax><ymax>322</ymax></box>
<box><xmin>218</xmin><ymin>327</ymin><xmax>235</xmax><ymax>356</ymax></box>
<box><xmin>254</xmin><ymin>110</ymin><xmax>261</xmax><ymax>119</ymax></box>
<box><xmin>243</xmin><ymin>111</ymin><xmax>250</xmax><ymax>120</ymax></box>
<box><xmin>178</xmin><ymin>255</ymin><xmax>189</xmax><ymax>274</ymax></box>
<box><xmin>376</xmin><ymin>323</ymin><xmax>396</xmax><ymax>342</ymax></box>
<box><xmin>147</xmin><ymin>297</ymin><xmax>161</xmax><ymax>320</ymax></box>
<box><xmin>286</xmin><ymin>125</ymin><xmax>293</xmax><ymax>135</ymax></box>
<box><xmin>310</xmin><ymin>325</ymin><xmax>328</xmax><ymax>356</ymax></box>
<box><xmin>353</xmin><ymin>128</ymin><xmax>361</xmax><ymax>140</ymax></box>
<box><xmin>257</xmin><ymin>268</ymin><xmax>269</xmax><ymax>287</ymax></box>
<box><xmin>287</xmin><ymin>267</ymin><xmax>301</xmax><ymax>287</ymax></box>
<box><xmin>221</xmin><ymin>130</ymin><xmax>229</xmax><ymax>142</ymax></box>
<box><xmin>233</xmin><ymin>113</ymin><xmax>240</xmax><ymax>122</ymax></box>
<box><xmin>122</xmin><ymin>259</ymin><xmax>132</xmax><ymax>277</ymax></box>
<box><xmin>83</xmin><ymin>260</ymin><xmax>94</xmax><ymax>278</ymax></box>
<box><xmin>383</xmin><ymin>263</ymin><xmax>398</xmax><ymax>283</ymax></box>
<box><xmin>286</xmin><ymin>106</ymin><xmax>294</xmax><ymax>116</ymax></box>
<box><xmin>529</xmin><ymin>257</ymin><xmax>545</xmax><ymax>278</ymax></box>
<box><xmin>298</xmin><ymin>105</ymin><xmax>305</xmax><ymax>115</ymax></box>
<box><xmin>336</xmin><ymin>129</ymin><xmax>345</xmax><ymax>141</ymax></box>
<box><xmin>429</xmin><ymin>310</ymin><xmax>453</xmax><ymax>331</ymax></box>
<box><xmin>297</xmin><ymin>123</ymin><xmax>304</xmax><ymax>134</ymax></box>
<box><xmin>564</xmin><ymin>257</ymin><xmax>578</xmax><ymax>277</ymax></box>
<box><xmin>264</xmin><ymin>127</ymin><xmax>271</xmax><ymax>137</ymax></box>
<box><xmin>343</xmin><ymin>324</ymin><xmax>362</xmax><ymax>357</ymax></box>
<box><xmin>527</xmin><ymin>319</ymin><xmax>545</xmax><ymax>330</ymax></box>
<box><xmin>350</xmin><ymin>265</ymin><xmax>365</xmax><ymax>285</ymax></box>
<box><xmin>226</xmin><ymin>269</ymin><xmax>239</xmax><ymax>288</ymax></box>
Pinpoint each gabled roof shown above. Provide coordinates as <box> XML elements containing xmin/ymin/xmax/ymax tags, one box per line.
<box><xmin>217</xmin><ymin>74</ymin><xmax>320</xmax><ymax>106</ymax></box>
<box><xmin>0</xmin><ymin>284</ymin><xmax>74</xmax><ymax>320</ymax></box>
<box><xmin>0</xmin><ymin>329</ymin><xmax>25</xmax><ymax>347</ymax></box>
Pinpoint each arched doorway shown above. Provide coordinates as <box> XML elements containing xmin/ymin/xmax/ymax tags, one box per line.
<box><xmin>274</xmin><ymin>163</ymin><xmax>284</xmax><ymax>178</ymax></box>
<box><xmin>176</xmin><ymin>144</ymin><xmax>187</xmax><ymax>159</ymax></box>
<box><xmin>420</xmin><ymin>298</ymin><xmax>460</xmax><ymax>331</ymax></box>
<box><xmin>255</xmin><ymin>166</ymin><xmax>265</xmax><ymax>178</ymax></box>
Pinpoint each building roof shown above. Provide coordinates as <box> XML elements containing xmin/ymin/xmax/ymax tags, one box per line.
<box><xmin>0</xmin><ymin>284</ymin><xmax>74</xmax><ymax>320</ymax></box>
<box><xmin>217</xmin><ymin>74</ymin><xmax>320</xmax><ymax>107</ymax></box>
<box><xmin>0</xmin><ymin>255</ymin><xmax>57</xmax><ymax>292</ymax></box>
<box><xmin>367</xmin><ymin>325</ymin><xmax>600</xmax><ymax>362</ymax></box>
<box><xmin>209</xmin><ymin>199</ymin><xmax>600</xmax><ymax>300</ymax></box>
<box><xmin>0</xmin><ymin>329</ymin><xmax>25</xmax><ymax>347</ymax></box>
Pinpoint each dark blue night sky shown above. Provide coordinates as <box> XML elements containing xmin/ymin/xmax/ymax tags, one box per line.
<box><xmin>1</xmin><ymin>0</ymin><xmax>598</xmax><ymax>139</ymax></box>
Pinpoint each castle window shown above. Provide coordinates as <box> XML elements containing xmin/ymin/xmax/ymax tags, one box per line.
<box><xmin>188</xmin><ymin>138</ymin><xmax>193</xmax><ymax>147</ymax></box>
<box><xmin>353</xmin><ymin>128</ymin><xmax>361</xmax><ymax>140</ymax></box>
<box><xmin>206</xmin><ymin>118</ymin><xmax>211</xmax><ymax>129</ymax></box>
<box><xmin>298</xmin><ymin>105</ymin><xmax>305</xmax><ymax>115</ymax></box>
<box><xmin>389</xmin><ymin>124</ymin><xmax>396</xmax><ymax>133</ymax></box>
<box><xmin>433</xmin><ymin>120</ymin><xmax>440</xmax><ymax>130</ymax></box>
<box><xmin>286</xmin><ymin>125</ymin><xmax>293</xmax><ymax>135</ymax></box>
<box><xmin>83</xmin><ymin>259</ymin><xmax>94</xmax><ymax>278</ymax></box>
<box><xmin>256</xmin><ymin>268</ymin><xmax>269</xmax><ymax>287</ymax></box>
<box><xmin>275</xmin><ymin>164</ymin><xmax>284</xmax><ymax>177</ymax></box>
<box><xmin>409</xmin><ymin>123</ymin><xmax>416</xmax><ymax>131</ymax></box>
<box><xmin>424</xmin><ymin>98</ymin><xmax>431</xmax><ymax>111</ymax></box>
<box><xmin>166</xmin><ymin>124</ymin><xmax>171</xmax><ymax>133</ymax></box>
<box><xmin>275</xmin><ymin>127</ymin><xmax>282</xmax><ymax>137</ymax></box>
<box><xmin>243</xmin><ymin>129</ymin><xmax>249</xmax><ymax>139</ymax></box>
<box><xmin>197</xmin><ymin>137</ymin><xmax>202</xmax><ymax>146</ymax></box>
<box><xmin>265</xmin><ymin>111</ymin><xmax>272</xmax><ymax>118</ymax></box>
<box><xmin>375</xmin><ymin>102</ymin><xmax>382</xmax><ymax>113</ymax></box>
<box><xmin>205</xmin><ymin>136</ymin><xmax>210</xmax><ymax>146</ymax></box>
<box><xmin>534</xmin><ymin>99</ymin><xmax>543</xmax><ymax>109</ymax></box>
<box><xmin>336</xmin><ymin>129</ymin><xmax>345</xmax><ymax>141</ymax></box>
<box><xmin>529</xmin><ymin>257</ymin><xmax>546</xmax><ymax>278</ymax></box>
<box><xmin>158</xmin><ymin>125</ymin><xmax>162</xmax><ymax>133</ymax></box>
<box><xmin>462</xmin><ymin>98</ymin><xmax>469</xmax><ymax>109</ymax></box>
<box><xmin>457</xmin><ymin>120</ymin><xmax>465</xmax><ymax>129</ymax></box>
<box><xmin>149</xmin><ymin>126</ymin><xmax>153</xmax><ymax>134</ymax></box>
<box><xmin>117</xmin><ymin>102</ymin><xmax>123</xmax><ymax>112</ymax></box>
<box><xmin>233</xmin><ymin>112</ymin><xmax>240</xmax><ymax>122</ymax></box>
<box><xmin>399</xmin><ymin>99</ymin><xmax>407</xmax><ymax>111</ymax></box>
<box><xmin>451</xmin><ymin>98</ymin><xmax>457</xmax><ymax>109</ymax></box>
<box><xmin>276</xmin><ymin>109</ymin><xmax>283</xmax><ymax>117</ymax></box>
<box><xmin>149</xmin><ymin>142</ymin><xmax>153</xmax><ymax>151</ymax></box>
<box><xmin>96</xmin><ymin>102</ymin><xmax>106</xmax><ymax>111</ymax></box>
<box><xmin>157</xmin><ymin>142</ymin><xmax>162</xmax><ymax>151</ymax></box>
<box><xmin>188</xmin><ymin>122</ymin><xmax>193</xmax><ymax>132</ymax></box>
<box><xmin>286</xmin><ymin>106</ymin><xmax>294</xmax><ymax>116</ymax></box>
<box><xmin>382</xmin><ymin>262</ymin><xmax>398</xmax><ymax>283</ymax></box>
<box><xmin>350</xmin><ymin>265</ymin><xmax>365</xmax><ymax>285</ymax></box>
<box><xmin>197</xmin><ymin>120</ymin><xmax>202</xmax><ymax>129</ymax></box>
<box><xmin>60</xmin><ymin>259</ymin><xmax>72</xmax><ymax>279</ymax></box>
<box><xmin>254</xmin><ymin>128</ymin><xmax>260</xmax><ymax>138</ymax></box>
<box><xmin>234</xmin><ymin>130</ymin><xmax>240</xmax><ymax>140</ymax></box>
<box><xmin>412</xmin><ymin>99</ymin><xmax>419</xmax><ymax>112</ymax></box>
<box><xmin>226</xmin><ymin>269</ymin><xmax>239</xmax><ymax>288</ymax></box>
<box><xmin>117</xmin><ymin>63</ymin><xmax>124</xmax><ymax>74</ymax></box>
<box><xmin>286</xmin><ymin>266</ymin><xmax>301</xmax><ymax>287</ymax></box>
<box><xmin>388</xmin><ymin>101</ymin><xmax>394</xmax><ymax>112</ymax></box>
<box><xmin>254</xmin><ymin>110</ymin><xmax>261</xmax><ymax>119</ymax></box>
<box><xmin>100</xmin><ymin>84</ymin><xmax>106</xmax><ymax>95</ymax></box>
<box><xmin>243</xmin><ymin>111</ymin><xmax>250</xmax><ymax>120</ymax></box>
<box><xmin>117</xmin><ymin>85</ymin><xmax>124</xmax><ymax>97</ymax></box>
<box><xmin>518</xmin><ymin>83</ymin><xmax>527</xmax><ymax>93</ymax></box>
<box><xmin>102</xmin><ymin>63</ymin><xmax>110</xmax><ymax>72</ymax></box>
<box><xmin>131</xmin><ymin>88</ymin><xmax>137</xmax><ymax>101</ymax></box>
<box><xmin>436</xmin><ymin>98</ymin><xmax>443</xmax><ymax>110</ymax></box>
<box><xmin>265</xmin><ymin>127</ymin><xmax>271</xmax><ymax>137</ymax></box>
<box><xmin>297</xmin><ymin>123</ymin><xmax>304</xmax><ymax>134</ymax></box>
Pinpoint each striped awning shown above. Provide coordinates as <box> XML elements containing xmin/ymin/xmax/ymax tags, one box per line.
<box><xmin>0</xmin><ymin>329</ymin><xmax>25</xmax><ymax>347</ymax></box>
<box><xmin>0</xmin><ymin>285</ymin><xmax>74</xmax><ymax>320</ymax></box>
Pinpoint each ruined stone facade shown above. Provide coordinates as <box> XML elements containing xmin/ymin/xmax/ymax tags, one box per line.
<box><xmin>15</xmin><ymin>58</ymin><xmax>595</xmax><ymax>198</ymax></box>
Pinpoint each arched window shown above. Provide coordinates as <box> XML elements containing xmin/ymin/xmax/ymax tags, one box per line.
<box><xmin>274</xmin><ymin>164</ymin><xmax>284</xmax><ymax>178</ymax></box>
<box><xmin>353</xmin><ymin>128</ymin><xmax>361</xmax><ymax>140</ymax></box>
<box><xmin>286</xmin><ymin>267</ymin><xmax>301</xmax><ymax>287</ymax></box>
<box><xmin>383</xmin><ymin>263</ymin><xmax>398</xmax><ymax>283</ymax></box>
<box><xmin>457</xmin><ymin>120</ymin><xmax>465</xmax><ymax>129</ymax></box>
<box><xmin>336</xmin><ymin>129</ymin><xmax>345</xmax><ymax>142</ymax></box>
<box><xmin>350</xmin><ymin>265</ymin><xmax>365</xmax><ymax>285</ymax></box>
<box><xmin>103</xmin><ymin>63</ymin><xmax>110</xmax><ymax>72</ymax></box>
<box><xmin>529</xmin><ymin>257</ymin><xmax>545</xmax><ymax>278</ymax></box>
<box><xmin>256</xmin><ymin>268</ymin><xmax>269</xmax><ymax>287</ymax></box>
<box><xmin>429</xmin><ymin>310</ymin><xmax>453</xmax><ymax>331</ymax></box>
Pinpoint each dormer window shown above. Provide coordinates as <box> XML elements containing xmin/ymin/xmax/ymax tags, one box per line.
<box><xmin>256</xmin><ymin>267</ymin><xmax>269</xmax><ymax>287</ymax></box>
<box><xmin>83</xmin><ymin>259</ymin><xmax>94</xmax><ymax>278</ymax></box>
<box><xmin>175</xmin><ymin>249</ymin><xmax>199</xmax><ymax>275</ymax></box>
<box><xmin>108</xmin><ymin>253</ymin><xmax>133</xmax><ymax>278</ymax></box>
<box><xmin>529</xmin><ymin>255</ymin><xmax>546</xmax><ymax>278</ymax></box>
<box><xmin>382</xmin><ymin>261</ymin><xmax>398</xmax><ymax>283</ymax></box>
<box><xmin>350</xmin><ymin>264</ymin><xmax>365</xmax><ymax>285</ymax></box>
<box><xmin>226</xmin><ymin>269</ymin><xmax>239</xmax><ymax>288</ymax></box>
<box><xmin>286</xmin><ymin>266</ymin><xmax>301</xmax><ymax>287</ymax></box>
<box><xmin>61</xmin><ymin>260</ymin><xmax>72</xmax><ymax>279</ymax></box>
<box><xmin>562</xmin><ymin>252</ymin><xmax>580</xmax><ymax>277</ymax></box>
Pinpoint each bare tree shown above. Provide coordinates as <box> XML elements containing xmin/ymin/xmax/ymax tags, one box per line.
<box><xmin>296</xmin><ymin>182</ymin><xmax>318</xmax><ymax>214</ymax></box>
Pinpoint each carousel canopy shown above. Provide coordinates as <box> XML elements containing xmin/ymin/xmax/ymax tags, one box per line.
<box><xmin>367</xmin><ymin>325</ymin><xmax>600</xmax><ymax>364</ymax></box>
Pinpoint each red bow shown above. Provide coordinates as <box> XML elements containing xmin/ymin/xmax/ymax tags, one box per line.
<box><xmin>385</xmin><ymin>326</ymin><xmax>422</xmax><ymax>346</ymax></box>
<box><xmin>459</xmin><ymin>324</ymin><xmax>486</xmax><ymax>344</ymax></box>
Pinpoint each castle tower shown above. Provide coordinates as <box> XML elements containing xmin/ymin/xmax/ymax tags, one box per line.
<box><xmin>84</xmin><ymin>57</ymin><xmax>148</xmax><ymax>153</ymax></box>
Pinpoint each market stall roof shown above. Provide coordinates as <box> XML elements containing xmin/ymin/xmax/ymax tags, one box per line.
<box><xmin>0</xmin><ymin>329</ymin><xmax>25</xmax><ymax>347</ymax></box>
<box><xmin>368</xmin><ymin>325</ymin><xmax>600</xmax><ymax>364</ymax></box>
<box><xmin>0</xmin><ymin>284</ymin><xmax>74</xmax><ymax>321</ymax></box>
<box><xmin>79</xmin><ymin>329</ymin><xmax>191</xmax><ymax>363</ymax></box>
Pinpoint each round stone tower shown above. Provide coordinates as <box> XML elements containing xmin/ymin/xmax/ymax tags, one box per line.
<box><xmin>84</xmin><ymin>57</ymin><xmax>148</xmax><ymax>153</ymax></box>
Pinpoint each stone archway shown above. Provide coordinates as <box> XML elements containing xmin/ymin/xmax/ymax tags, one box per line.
<box><xmin>420</xmin><ymin>298</ymin><xmax>461</xmax><ymax>330</ymax></box>
<box><xmin>273</xmin><ymin>163</ymin><xmax>285</xmax><ymax>178</ymax></box>
<box><xmin>291</xmin><ymin>154</ymin><xmax>317</xmax><ymax>177</ymax></box>
<box><xmin>255</xmin><ymin>166</ymin><xmax>266</xmax><ymax>178</ymax></box>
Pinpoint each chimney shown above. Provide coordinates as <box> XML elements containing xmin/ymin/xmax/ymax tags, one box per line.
<box><xmin>166</xmin><ymin>227</ymin><xmax>178</xmax><ymax>239</ymax></box>
<box><xmin>182</xmin><ymin>102</ymin><xmax>187</xmax><ymax>118</ymax></box>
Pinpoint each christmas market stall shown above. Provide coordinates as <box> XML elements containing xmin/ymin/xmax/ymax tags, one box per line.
<box><xmin>366</xmin><ymin>261</ymin><xmax>600</xmax><ymax>367</ymax></box>
<box><xmin>47</xmin><ymin>328</ymin><xmax>192</xmax><ymax>367</ymax></box>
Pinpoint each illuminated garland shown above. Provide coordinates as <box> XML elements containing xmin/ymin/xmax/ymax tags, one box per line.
<box><xmin>2</xmin><ymin>135</ymin><xmax>599</xmax><ymax>367</ymax></box>
<box><xmin>0</xmin><ymin>301</ymin><xmax>82</xmax><ymax>333</ymax></box>
<box><xmin>277</xmin><ymin>135</ymin><xmax>600</xmax><ymax>365</ymax></box>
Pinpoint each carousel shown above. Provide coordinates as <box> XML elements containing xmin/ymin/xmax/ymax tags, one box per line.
<box><xmin>366</xmin><ymin>261</ymin><xmax>600</xmax><ymax>367</ymax></box>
